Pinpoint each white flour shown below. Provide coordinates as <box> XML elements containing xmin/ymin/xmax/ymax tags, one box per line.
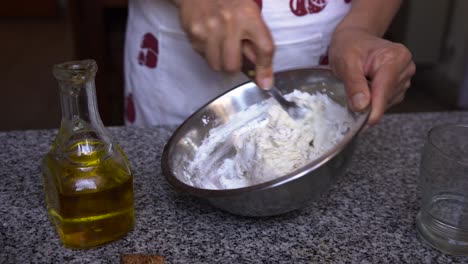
<box><xmin>185</xmin><ymin>90</ymin><xmax>354</xmax><ymax>190</ymax></box>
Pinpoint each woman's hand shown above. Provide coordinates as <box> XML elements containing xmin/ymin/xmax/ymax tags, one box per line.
<box><xmin>174</xmin><ymin>0</ymin><xmax>275</xmax><ymax>89</ymax></box>
<box><xmin>329</xmin><ymin>28</ymin><xmax>416</xmax><ymax>126</ymax></box>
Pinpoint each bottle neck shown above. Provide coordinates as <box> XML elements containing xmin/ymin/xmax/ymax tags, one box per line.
<box><xmin>53</xmin><ymin>60</ymin><xmax>111</xmax><ymax>150</ymax></box>
<box><xmin>59</xmin><ymin>80</ymin><xmax>101</xmax><ymax>127</ymax></box>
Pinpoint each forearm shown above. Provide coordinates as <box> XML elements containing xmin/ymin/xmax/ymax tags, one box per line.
<box><xmin>335</xmin><ymin>0</ymin><xmax>402</xmax><ymax>37</ymax></box>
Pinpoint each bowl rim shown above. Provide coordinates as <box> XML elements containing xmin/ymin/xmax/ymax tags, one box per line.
<box><xmin>162</xmin><ymin>66</ymin><xmax>370</xmax><ymax>197</ymax></box>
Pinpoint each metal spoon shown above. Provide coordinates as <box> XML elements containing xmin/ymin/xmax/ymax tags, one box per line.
<box><xmin>241</xmin><ymin>58</ymin><xmax>305</xmax><ymax>119</ymax></box>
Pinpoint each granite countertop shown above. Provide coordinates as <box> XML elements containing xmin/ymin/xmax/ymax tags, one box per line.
<box><xmin>2</xmin><ymin>112</ymin><xmax>468</xmax><ymax>263</ymax></box>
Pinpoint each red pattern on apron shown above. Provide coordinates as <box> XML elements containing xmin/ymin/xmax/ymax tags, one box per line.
<box><xmin>319</xmin><ymin>53</ymin><xmax>329</xmax><ymax>65</ymax></box>
<box><xmin>138</xmin><ymin>33</ymin><xmax>159</xmax><ymax>69</ymax></box>
<box><xmin>253</xmin><ymin>0</ymin><xmax>262</xmax><ymax>9</ymax></box>
<box><xmin>126</xmin><ymin>93</ymin><xmax>136</xmax><ymax>123</ymax></box>
<box><xmin>290</xmin><ymin>0</ymin><xmax>328</xmax><ymax>16</ymax></box>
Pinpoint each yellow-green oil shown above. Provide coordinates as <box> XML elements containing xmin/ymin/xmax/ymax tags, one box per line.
<box><xmin>42</xmin><ymin>139</ymin><xmax>134</xmax><ymax>249</ymax></box>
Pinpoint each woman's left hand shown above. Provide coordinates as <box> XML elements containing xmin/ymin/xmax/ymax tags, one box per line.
<box><xmin>329</xmin><ymin>28</ymin><xmax>416</xmax><ymax>126</ymax></box>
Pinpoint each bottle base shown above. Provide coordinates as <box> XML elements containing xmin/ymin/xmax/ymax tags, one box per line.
<box><xmin>61</xmin><ymin>226</ymin><xmax>134</xmax><ymax>249</ymax></box>
<box><xmin>50</xmin><ymin>207</ymin><xmax>135</xmax><ymax>249</ymax></box>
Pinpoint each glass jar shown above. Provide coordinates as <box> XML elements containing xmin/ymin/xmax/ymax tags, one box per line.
<box><xmin>41</xmin><ymin>60</ymin><xmax>135</xmax><ymax>249</ymax></box>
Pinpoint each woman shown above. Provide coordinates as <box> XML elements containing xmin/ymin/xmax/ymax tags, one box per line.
<box><xmin>124</xmin><ymin>0</ymin><xmax>415</xmax><ymax>127</ymax></box>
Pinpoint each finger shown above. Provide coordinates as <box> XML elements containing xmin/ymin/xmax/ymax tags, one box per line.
<box><xmin>242</xmin><ymin>41</ymin><xmax>257</xmax><ymax>63</ymax></box>
<box><xmin>191</xmin><ymin>41</ymin><xmax>205</xmax><ymax>55</ymax></box>
<box><xmin>388</xmin><ymin>89</ymin><xmax>406</xmax><ymax>108</ymax></box>
<box><xmin>404</xmin><ymin>80</ymin><xmax>411</xmax><ymax>90</ymax></box>
<box><xmin>399</xmin><ymin>61</ymin><xmax>416</xmax><ymax>84</ymax></box>
<box><xmin>334</xmin><ymin>55</ymin><xmax>371</xmax><ymax>112</ymax></box>
<box><xmin>204</xmin><ymin>18</ymin><xmax>224</xmax><ymax>71</ymax></box>
<box><xmin>244</xmin><ymin>20</ymin><xmax>275</xmax><ymax>89</ymax></box>
<box><xmin>394</xmin><ymin>73</ymin><xmax>411</xmax><ymax>95</ymax></box>
<box><xmin>185</xmin><ymin>16</ymin><xmax>210</xmax><ymax>55</ymax></box>
<box><xmin>383</xmin><ymin>64</ymin><xmax>413</xmax><ymax>109</ymax></box>
<box><xmin>392</xmin><ymin>64</ymin><xmax>414</xmax><ymax>97</ymax></box>
<box><xmin>378</xmin><ymin>75</ymin><xmax>411</xmax><ymax>114</ymax></box>
<box><xmin>205</xmin><ymin>39</ymin><xmax>222</xmax><ymax>71</ymax></box>
<box><xmin>408</xmin><ymin>61</ymin><xmax>416</xmax><ymax>77</ymax></box>
<box><xmin>187</xmin><ymin>28</ymin><xmax>206</xmax><ymax>55</ymax></box>
<box><xmin>393</xmin><ymin>60</ymin><xmax>416</xmax><ymax>88</ymax></box>
<box><xmin>367</xmin><ymin>81</ymin><xmax>385</xmax><ymax>126</ymax></box>
<box><xmin>222</xmin><ymin>15</ymin><xmax>242</xmax><ymax>73</ymax></box>
<box><xmin>388</xmin><ymin>79</ymin><xmax>410</xmax><ymax>107</ymax></box>
<box><xmin>401</xmin><ymin>59</ymin><xmax>416</xmax><ymax>77</ymax></box>
<box><xmin>367</xmin><ymin>64</ymin><xmax>400</xmax><ymax>125</ymax></box>
<box><xmin>185</xmin><ymin>19</ymin><xmax>206</xmax><ymax>42</ymax></box>
<box><xmin>366</xmin><ymin>43</ymin><xmax>413</xmax><ymax>75</ymax></box>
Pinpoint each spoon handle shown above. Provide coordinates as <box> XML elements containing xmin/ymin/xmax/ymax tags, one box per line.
<box><xmin>241</xmin><ymin>56</ymin><xmax>296</xmax><ymax>107</ymax></box>
<box><xmin>241</xmin><ymin>56</ymin><xmax>257</xmax><ymax>80</ymax></box>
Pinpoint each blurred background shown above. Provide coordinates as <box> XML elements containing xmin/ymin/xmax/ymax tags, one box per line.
<box><xmin>0</xmin><ymin>0</ymin><xmax>467</xmax><ymax>131</ymax></box>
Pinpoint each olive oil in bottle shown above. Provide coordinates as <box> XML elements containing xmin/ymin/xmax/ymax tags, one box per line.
<box><xmin>42</xmin><ymin>60</ymin><xmax>135</xmax><ymax>249</ymax></box>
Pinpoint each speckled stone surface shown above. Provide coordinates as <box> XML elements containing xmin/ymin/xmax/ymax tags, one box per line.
<box><xmin>2</xmin><ymin>112</ymin><xmax>468</xmax><ymax>264</ymax></box>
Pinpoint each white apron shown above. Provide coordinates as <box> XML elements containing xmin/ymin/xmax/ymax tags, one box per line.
<box><xmin>124</xmin><ymin>0</ymin><xmax>352</xmax><ymax>126</ymax></box>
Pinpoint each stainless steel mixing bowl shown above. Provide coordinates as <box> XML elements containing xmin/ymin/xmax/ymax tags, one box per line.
<box><xmin>161</xmin><ymin>67</ymin><xmax>370</xmax><ymax>217</ymax></box>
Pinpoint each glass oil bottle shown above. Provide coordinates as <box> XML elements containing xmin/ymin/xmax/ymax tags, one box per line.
<box><xmin>41</xmin><ymin>60</ymin><xmax>134</xmax><ymax>249</ymax></box>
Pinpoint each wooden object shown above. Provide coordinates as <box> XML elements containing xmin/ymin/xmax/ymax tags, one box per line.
<box><xmin>121</xmin><ymin>254</ymin><xmax>164</xmax><ymax>264</ymax></box>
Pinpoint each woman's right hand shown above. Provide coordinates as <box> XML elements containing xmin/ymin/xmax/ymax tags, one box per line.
<box><xmin>173</xmin><ymin>0</ymin><xmax>275</xmax><ymax>89</ymax></box>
